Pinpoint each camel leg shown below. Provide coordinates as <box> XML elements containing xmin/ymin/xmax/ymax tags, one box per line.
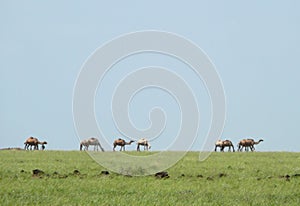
<box><xmin>25</xmin><ymin>144</ymin><xmax>30</xmax><ymax>150</ymax></box>
<box><xmin>137</xmin><ymin>144</ymin><xmax>140</xmax><ymax>151</ymax></box>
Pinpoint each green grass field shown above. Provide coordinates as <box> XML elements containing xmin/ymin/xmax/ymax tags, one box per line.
<box><xmin>0</xmin><ymin>150</ymin><xmax>299</xmax><ymax>205</ymax></box>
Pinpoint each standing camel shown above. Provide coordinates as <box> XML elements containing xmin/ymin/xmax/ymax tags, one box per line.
<box><xmin>137</xmin><ymin>138</ymin><xmax>151</xmax><ymax>151</ymax></box>
<box><xmin>113</xmin><ymin>138</ymin><xmax>134</xmax><ymax>151</ymax></box>
<box><xmin>214</xmin><ymin>140</ymin><xmax>235</xmax><ymax>152</ymax></box>
<box><xmin>80</xmin><ymin>137</ymin><xmax>104</xmax><ymax>151</ymax></box>
<box><xmin>24</xmin><ymin>137</ymin><xmax>47</xmax><ymax>150</ymax></box>
<box><xmin>238</xmin><ymin>139</ymin><xmax>264</xmax><ymax>152</ymax></box>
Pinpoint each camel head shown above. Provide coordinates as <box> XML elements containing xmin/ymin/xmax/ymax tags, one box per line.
<box><xmin>256</xmin><ymin>139</ymin><xmax>264</xmax><ymax>144</ymax></box>
<box><xmin>252</xmin><ymin>139</ymin><xmax>263</xmax><ymax>144</ymax></box>
<box><xmin>128</xmin><ymin>140</ymin><xmax>135</xmax><ymax>144</ymax></box>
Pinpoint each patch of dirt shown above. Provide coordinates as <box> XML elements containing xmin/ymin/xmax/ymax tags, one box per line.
<box><xmin>32</xmin><ymin>169</ymin><xmax>44</xmax><ymax>177</ymax></box>
<box><xmin>218</xmin><ymin>173</ymin><xmax>227</xmax><ymax>178</ymax></box>
<box><xmin>155</xmin><ymin>171</ymin><xmax>169</xmax><ymax>178</ymax></box>
<box><xmin>0</xmin><ymin>147</ymin><xmax>24</xmax><ymax>150</ymax></box>
<box><xmin>101</xmin><ymin>171</ymin><xmax>109</xmax><ymax>175</ymax></box>
<box><xmin>73</xmin><ymin>170</ymin><xmax>80</xmax><ymax>175</ymax></box>
<box><xmin>206</xmin><ymin>176</ymin><xmax>214</xmax><ymax>181</ymax></box>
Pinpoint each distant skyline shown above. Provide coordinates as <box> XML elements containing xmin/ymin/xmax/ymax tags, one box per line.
<box><xmin>1</xmin><ymin>1</ymin><xmax>300</xmax><ymax>152</ymax></box>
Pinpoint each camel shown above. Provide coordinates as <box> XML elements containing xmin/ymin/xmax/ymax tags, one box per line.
<box><xmin>137</xmin><ymin>138</ymin><xmax>151</xmax><ymax>151</ymax></box>
<box><xmin>80</xmin><ymin>137</ymin><xmax>104</xmax><ymax>151</ymax></box>
<box><xmin>113</xmin><ymin>138</ymin><xmax>134</xmax><ymax>151</ymax></box>
<box><xmin>238</xmin><ymin>139</ymin><xmax>264</xmax><ymax>152</ymax></box>
<box><xmin>24</xmin><ymin>137</ymin><xmax>47</xmax><ymax>150</ymax></box>
<box><xmin>214</xmin><ymin>139</ymin><xmax>235</xmax><ymax>152</ymax></box>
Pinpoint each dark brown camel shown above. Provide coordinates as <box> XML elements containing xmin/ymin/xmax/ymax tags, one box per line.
<box><xmin>238</xmin><ymin>139</ymin><xmax>263</xmax><ymax>152</ymax></box>
<box><xmin>215</xmin><ymin>140</ymin><xmax>235</xmax><ymax>152</ymax></box>
<box><xmin>113</xmin><ymin>138</ymin><xmax>134</xmax><ymax>151</ymax></box>
<box><xmin>24</xmin><ymin>137</ymin><xmax>47</xmax><ymax>150</ymax></box>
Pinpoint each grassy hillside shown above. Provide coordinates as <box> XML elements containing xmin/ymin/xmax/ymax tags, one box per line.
<box><xmin>0</xmin><ymin>151</ymin><xmax>299</xmax><ymax>205</ymax></box>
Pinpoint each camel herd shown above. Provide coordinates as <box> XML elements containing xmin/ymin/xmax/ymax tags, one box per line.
<box><xmin>79</xmin><ymin>137</ymin><xmax>151</xmax><ymax>152</ymax></box>
<box><xmin>23</xmin><ymin>136</ymin><xmax>151</xmax><ymax>152</ymax></box>
<box><xmin>215</xmin><ymin>139</ymin><xmax>264</xmax><ymax>152</ymax></box>
<box><xmin>23</xmin><ymin>136</ymin><xmax>262</xmax><ymax>152</ymax></box>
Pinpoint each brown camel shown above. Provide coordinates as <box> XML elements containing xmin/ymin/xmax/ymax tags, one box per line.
<box><xmin>80</xmin><ymin>137</ymin><xmax>104</xmax><ymax>151</ymax></box>
<box><xmin>238</xmin><ymin>139</ymin><xmax>263</xmax><ymax>152</ymax></box>
<box><xmin>113</xmin><ymin>138</ymin><xmax>134</xmax><ymax>151</ymax></box>
<box><xmin>214</xmin><ymin>139</ymin><xmax>235</xmax><ymax>152</ymax></box>
<box><xmin>137</xmin><ymin>138</ymin><xmax>151</xmax><ymax>151</ymax></box>
<box><xmin>24</xmin><ymin>137</ymin><xmax>47</xmax><ymax>150</ymax></box>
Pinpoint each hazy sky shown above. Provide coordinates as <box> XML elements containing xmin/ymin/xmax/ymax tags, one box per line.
<box><xmin>1</xmin><ymin>1</ymin><xmax>299</xmax><ymax>151</ymax></box>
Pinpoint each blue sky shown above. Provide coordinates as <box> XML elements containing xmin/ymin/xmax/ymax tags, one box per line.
<box><xmin>1</xmin><ymin>1</ymin><xmax>300</xmax><ymax>151</ymax></box>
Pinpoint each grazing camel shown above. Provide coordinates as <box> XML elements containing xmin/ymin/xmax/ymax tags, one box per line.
<box><xmin>80</xmin><ymin>137</ymin><xmax>104</xmax><ymax>151</ymax></box>
<box><xmin>113</xmin><ymin>138</ymin><xmax>134</xmax><ymax>151</ymax></box>
<box><xmin>137</xmin><ymin>138</ymin><xmax>151</xmax><ymax>151</ymax></box>
<box><xmin>24</xmin><ymin>137</ymin><xmax>47</xmax><ymax>150</ymax></box>
<box><xmin>214</xmin><ymin>140</ymin><xmax>235</xmax><ymax>152</ymax></box>
<box><xmin>238</xmin><ymin>139</ymin><xmax>264</xmax><ymax>152</ymax></box>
